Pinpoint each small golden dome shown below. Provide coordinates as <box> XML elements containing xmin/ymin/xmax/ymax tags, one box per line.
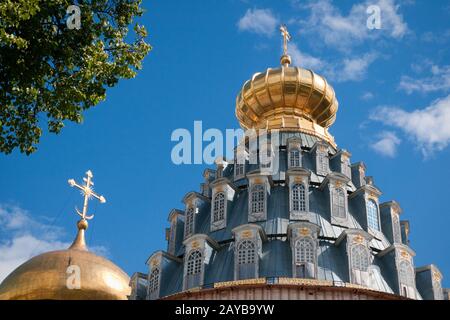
<box><xmin>0</xmin><ymin>220</ymin><xmax>131</xmax><ymax>300</ymax></box>
<box><xmin>235</xmin><ymin>26</ymin><xmax>338</xmax><ymax>146</ymax></box>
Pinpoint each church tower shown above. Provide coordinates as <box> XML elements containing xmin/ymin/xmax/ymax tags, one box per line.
<box><xmin>130</xmin><ymin>26</ymin><xmax>446</xmax><ymax>300</ymax></box>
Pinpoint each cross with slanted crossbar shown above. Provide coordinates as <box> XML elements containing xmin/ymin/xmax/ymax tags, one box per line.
<box><xmin>68</xmin><ymin>170</ymin><xmax>106</xmax><ymax>220</ymax></box>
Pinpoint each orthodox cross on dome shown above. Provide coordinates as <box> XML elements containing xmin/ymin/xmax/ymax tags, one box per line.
<box><xmin>280</xmin><ymin>24</ymin><xmax>291</xmax><ymax>56</ymax></box>
<box><xmin>68</xmin><ymin>170</ymin><xmax>106</xmax><ymax>221</ymax></box>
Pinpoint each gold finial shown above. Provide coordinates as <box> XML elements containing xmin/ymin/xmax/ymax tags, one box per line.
<box><xmin>68</xmin><ymin>170</ymin><xmax>106</xmax><ymax>221</ymax></box>
<box><xmin>280</xmin><ymin>24</ymin><xmax>292</xmax><ymax>66</ymax></box>
<box><xmin>68</xmin><ymin>170</ymin><xmax>106</xmax><ymax>250</ymax></box>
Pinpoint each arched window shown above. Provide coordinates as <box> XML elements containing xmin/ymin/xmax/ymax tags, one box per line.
<box><xmin>213</xmin><ymin>192</ymin><xmax>225</xmax><ymax>222</ymax></box>
<box><xmin>294</xmin><ymin>237</ymin><xmax>316</xmax><ymax>278</ymax></box>
<box><xmin>250</xmin><ymin>185</ymin><xmax>265</xmax><ymax>215</ymax></box>
<box><xmin>290</xmin><ymin>148</ymin><xmax>301</xmax><ymax>168</ymax></box>
<box><xmin>367</xmin><ymin>200</ymin><xmax>380</xmax><ymax>231</ymax></box>
<box><xmin>185</xmin><ymin>207</ymin><xmax>195</xmax><ymax>238</ymax></box>
<box><xmin>292</xmin><ymin>184</ymin><xmax>306</xmax><ymax>212</ymax></box>
<box><xmin>148</xmin><ymin>267</ymin><xmax>160</xmax><ymax>300</ymax></box>
<box><xmin>399</xmin><ymin>260</ymin><xmax>414</xmax><ymax>286</ymax></box>
<box><xmin>185</xmin><ymin>250</ymin><xmax>203</xmax><ymax>289</ymax></box>
<box><xmin>236</xmin><ymin>240</ymin><xmax>257</xmax><ymax>280</ymax></box>
<box><xmin>332</xmin><ymin>187</ymin><xmax>346</xmax><ymax>218</ymax></box>
<box><xmin>351</xmin><ymin>244</ymin><xmax>370</xmax><ymax>271</ymax></box>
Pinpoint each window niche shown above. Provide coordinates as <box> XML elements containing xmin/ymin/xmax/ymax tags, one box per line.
<box><xmin>145</xmin><ymin>251</ymin><xmax>181</xmax><ymax>300</ymax></box>
<box><xmin>209</xmin><ymin>178</ymin><xmax>236</xmax><ymax>232</ymax></box>
<box><xmin>380</xmin><ymin>201</ymin><xmax>403</xmax><ymax>245</ymax></box>
<box><xmin>247</xmin><ymin>171</ymin><xmax>271</xmax><ymax>222</ymax></box>
<box><xmin>288</xmin><ymin>222</ymin><xmax>320</xmax><ymax>279</ymax></box>
<box><xmin>349</xmin><ymin>184</ymin><xmax>382</xmax><ymax>237</ymax></box>
<box><xmin>182</xmin><ymin>235</ymin><xmax>219</xmax><ymax>290</ymax></box>
<box><xmin>415</xmin><ymin>265</ymin><xmax>444</xmax><ymax>300</ymax></box>
<box><xmin>398</xmin><ymin>255</ymin><xmax>416</xmax><ymax>298</ymax></box>
<box><xmin>350</xmin><ymin>162</ymin><xmax>366</xmax><ymax>188</ymax></box>
<box><xmin>234</xmin><ymin>146</ymin><xmax>248</xmax><ymax>180</ymax></box>
<box><xmin>286</xmin><ymin>168</ymin><xmax>311</xmax><ymax>220</ymax></box>
<box><xmin>167</xmin><ymin>209</ymin><xmax>184</xmax><ymax>256</ymax></box>
<box><xmin>182</xmin><ymin>192</ymin><xmax>210</xmax><ymax>239</ymax></box>
<box><xmin>320</xmin><ymin>172</ymin><xmax>350</xmax><ymax>227</ymax></box>
<box><xmin>336</xmin><ymin>229</ymin><xmax>374</xmax><ymax>286</ymax></box>
<box><xmin>378</xmin><ymin>244</ymin><xmax>417</xmax><ymax>298</ymax></box>
<box><xmin>330</xmin><ymin>149</ymin><xmax>352</xmax><ymax>179</ymax></box>
<box><xmin>287</xmin><ymin>138</ymin><xmax>302</xmax><ymax>169</ymax></box>
<box><xmin>232</xmin><ymin>224</ymin><xmax>266</xmax><ymax>281</ymax></box>
<box><xmin>311</xmin><ymin>141</ymin><xmax>329</xmax><ymax>176</ymax></box>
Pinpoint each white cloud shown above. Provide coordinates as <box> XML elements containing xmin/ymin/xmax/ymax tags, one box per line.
<box><xmin>399</xmin><ymin>64</ymin><xmax>450</xmax><ymax>94</ymax></box>
<box><xmin>298</xmin><ymin>0</ymin><xmax>408</xmax><ymax>51</ymax></box>
<box><xmin>290</xmin><ymin>43</ymin><xmax>376</xmax><ymax>82</ymax></box>
<box><xmin>289</xmin><ymin>44</ymin><xmax>325</xmax><ymax>70</ymax></box>
<box><xmin>339</xmin><ymin>53</ymin><xmax>377</xmax><ymax>81</ymax></box>
<box><xmin>237</xmin><ymin>8</ymin><xmax>279</xmax><ymax>37</ymax></box>
<box><xmin>370</xmin><ymin>94</ymin><xmax>450</xmax><ymax>156</ymax></box>
<box><xmin>371</xmin><ymin>131</ymin><xmax>401</xmax><ymax>157</ymax></box>
<box><xmin>0</xmin><ymin>204</ymin><xmax>107</xmax><ymax>283</ymax></box>
<box><xmin>0</xmin><ymin>235</ymin><xmax>69</xmax><ymax>283</ymax></box>
<box><xmin>361</xmin><ymin>91</ymin><xmax>375</xmax><ymax>100</ymax></box>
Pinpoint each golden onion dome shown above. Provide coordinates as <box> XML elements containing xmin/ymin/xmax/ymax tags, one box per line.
<box><xmin>0</xmin><ymin>219</ymin><xmax>131</xmax><ymax>300</ymax></box>
<box><xmin>235</xmin><ymin>29</ymin><xmax>339</xmax><ymax>146</ymax></box>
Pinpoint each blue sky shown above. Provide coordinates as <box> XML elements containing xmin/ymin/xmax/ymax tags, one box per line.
<box><xmin>1</xmin><ymin>0</ymin><xmax>449</xmax><ymax>287</ymax></box>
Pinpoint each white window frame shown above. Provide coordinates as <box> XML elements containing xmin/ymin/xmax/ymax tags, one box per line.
<box><xmin>351</xmin><ymin>244</ymin><xmax>370</xmax><ymax>271</ymax></box>
<box><xmin>367</xmin><ymin>199</ymin><xmax>380</xmax><ymax>231</ymax></box>
<box><xmin>235</xmin><ymin>239</ymin><xmax>258</xmax><ymax>280</ymax></box>
<box><xmin>293</xmin><ymin>237</ymin><xmax>316</xmax><ymax>278</ymax></box>
<box><xmin>250</xmin><ymin>184</ymin><xmax>266</xmax><ymax>220</ymax></box>
<box><xmin>332</xmin><ymin>187</ymin><xmax>347</xmax><ymax>219</ymax></box>
<box><xmin>147</xmin><ymin>267</ymin><xmax>160</xmax><ymax>300</ymax></box>
<box><xmin>212</xmin><ymin>192</ymin><xmax>225</xmax><ymax>223</ymax></box>
<box><xmin>184</xmin><ymin>249</ymin><xmax>203</xmax><ymax>290</ymax></box>
<box><xmin>289</xmin><ymin>148</ymin><xmax>301</xmax><ymax>168</ymax></box>
<box><xmin>291</xmin><ymin>183</ymin><xmax>307</xmax><ymax>213</ymax></box>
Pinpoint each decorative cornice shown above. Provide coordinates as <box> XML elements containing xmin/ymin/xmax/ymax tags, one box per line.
<box><xmin>232</xmin><ymin>223</ymin><xmax>267</xmax><ymax>241</ymax></box>
<box><xmin>209</xmin><ymin>177</ymin><xmax>236</xmax><ymax>190</ymax></box>
<box><xmin>167</xmin><ymin>208</ymin><xmax>184</xmax><ymax>222</ymax></box>
<box><xmin>380</xmin><ymin>201</ymin><xmax>402</xmax><ymax>215</ymax></box>
<box><xmin>348</xmin><ymin>184</ymin><xmax>382</xmax><ymax>199</ymax></box>
<box><xmin>320</xmin><ymin>171</ymin><xmax>350</xmax><ymax>190</ymax></box>
<box><xmin>377</xmin><ymin>243</ymin><xmax>416</xmax><ymax>258</ymax></box>
<box><xmin>145</xmin><ymin>250</ymin><xmax>182</xmax><ymax>266</ymax></box>
<box><xmin>183</xmin><ymin>233</ymin><xmax>220</xmax><ymax>250</ymax></box>
<box><xmin>330</xmin><ymin>148</ymin><xmax>352</xmax><ymax>160</ymax></box>
<box><xmin>182</xmin><ymin>191</ymin><xmax>210</xmax><ymax>205</ymax></box>
<box><xmin>335</xmin><ymin>228</ymin><xmax>373</xmax><ymax>246</ymax></box>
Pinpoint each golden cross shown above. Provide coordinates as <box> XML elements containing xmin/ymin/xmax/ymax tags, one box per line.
<box><xmin>68</xmin><ymin>170</ymin><xmax>106</xmax><ymax>220</ymax></box>
<box><xmin>280</xmin><ymin>24</ymin><xmax>291</xmax><ymax>56</ymax></box>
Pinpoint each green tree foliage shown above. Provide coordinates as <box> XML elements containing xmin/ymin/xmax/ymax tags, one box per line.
<box><xmin>0</xmin><ymin>0</ymin><xmax>151</xmax><ymax>154</ymax></box>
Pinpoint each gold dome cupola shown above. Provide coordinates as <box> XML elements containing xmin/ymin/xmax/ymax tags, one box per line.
<box><xmin>0</xmin><ymin>171</ymin><xmax>131</xmax><ymax>300</ymax></box>
<box><xmin>235</xmin><ymin>25</ymin><xmax>338</xmax><ymax>146</ymax></box>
